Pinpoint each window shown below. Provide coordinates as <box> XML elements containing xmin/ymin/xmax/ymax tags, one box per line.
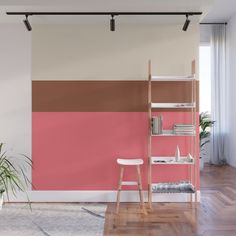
<box><xmin>199</xmin><ymin>45</ymin><xmax>211</xmax><ymax>113</ymax></box>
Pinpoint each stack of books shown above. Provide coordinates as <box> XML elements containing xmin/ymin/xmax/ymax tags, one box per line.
<box><xmin>173</xmin><ymin>124</ymin><xmax>195</xmax><ymax>135</ymax></box>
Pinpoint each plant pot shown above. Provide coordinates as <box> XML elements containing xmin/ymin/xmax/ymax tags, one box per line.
<box><xmin>200</xmin><ymin>158</ymin><xmax>204</xmax><ymax>171</ymax></box>
<box><xmin>0</xmin><ymin>194</ymin><xmax>3</xmax><ymax>210</ymax></box>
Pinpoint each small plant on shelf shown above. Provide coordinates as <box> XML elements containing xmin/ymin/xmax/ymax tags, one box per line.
<box><xmin>199</xmin><ymin>112</ymin><xmax>215</xmax><ymax>159</ymax></box>
<box><xmin>0</xmin><ymin>143</ymin><xmax>32</xmax><ymax>208</ymax></box>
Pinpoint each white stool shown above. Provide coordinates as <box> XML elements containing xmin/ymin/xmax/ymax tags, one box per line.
<box><xmin>116</xmin><ymin>158</ymin><xmax>145</xmax><ymax>214</ymax></box>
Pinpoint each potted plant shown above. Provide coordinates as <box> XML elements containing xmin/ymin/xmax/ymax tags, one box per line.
<box><xmin>199</xmin><ymin>112</ymin><xmax>215</xmax><ymax>170</ymax></box>
<box><xmin>0</xmin><ymin>143</ymin><xmax>32</xmax><ymax>209</ymax></box>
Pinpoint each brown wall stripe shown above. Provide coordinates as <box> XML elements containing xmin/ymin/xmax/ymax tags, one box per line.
<box><xmin>32</xmin><ymin>81</ymin><xmax>199</xmax><ymax>112</ymax></box>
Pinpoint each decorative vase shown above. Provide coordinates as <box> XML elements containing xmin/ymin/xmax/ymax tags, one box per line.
<box><xmin>175</xmin><ymin>145</ymin><xmax>180</xmax><ymax>162</ymax></box>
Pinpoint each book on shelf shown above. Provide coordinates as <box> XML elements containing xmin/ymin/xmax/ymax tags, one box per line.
<box><xmin>152</xmin><ymin>116</ymin><xmax>163</xmax><ymax>134</ymax></box>
<box><xmin>174</xmin><ymin>124</ymin><xmax>195</xmax><ymax>128</ymax></box>
<box><xmin>173</xmin><ymin>124</ymin><xmax>195</xmax><ymax>135</ymax></box>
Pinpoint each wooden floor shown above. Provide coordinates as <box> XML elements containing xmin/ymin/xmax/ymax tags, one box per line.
<box><xmin>104</xmin><ymin>164</ymin><xmax>236</xmax><ymax>236</ymax></box>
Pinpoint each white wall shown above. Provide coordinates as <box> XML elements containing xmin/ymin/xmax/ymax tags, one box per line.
<box><xmin>0</xmin><ymin>24</ymin><xmax>32</xmax><ymax>183</ymax></box>
<box><xmin>32</xmin><ymin>24</ymin><xmax>199</xmax><ymax>80</ymax></box>
<box><xmin>227</xmin><ymin>13</ymin><xmax>236</xmax><ymax>167</ymax></box>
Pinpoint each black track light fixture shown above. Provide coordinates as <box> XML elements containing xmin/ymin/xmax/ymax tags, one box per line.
<box><xmin>182</xmin><ymin>14</ymin><xmax>190</xmax><ymax>31</ymax></box>
<box><xmin>6</xmin><ymin>12</ymin><xmax>203</xmax><ymax>32</ymax></box>
<box><xmin>23</xmin><ymin>15</ymin><xmax>32</xmax><ymax>31</ymax></box>
<box><xmin>110</xmin><ymin>15</ymin><xmax>115</xmax><ymax>31</ymax></box>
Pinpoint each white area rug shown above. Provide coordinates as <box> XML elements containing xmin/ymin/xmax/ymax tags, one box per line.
<box><xmin>0</xmin><ymin>203</ymin><xmax>106</xmax><ymax>236</ymax></box>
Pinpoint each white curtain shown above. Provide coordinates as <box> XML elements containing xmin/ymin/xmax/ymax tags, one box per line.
<box><xmin>210</xmin><ymin>24</ymin><xmax>228</xmax><ymax>165</ymax></box>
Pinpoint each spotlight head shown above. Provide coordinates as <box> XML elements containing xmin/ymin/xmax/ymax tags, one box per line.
<box><xmin>110</xmin><ymin>15</ymin><xmax>115</xmax><ymax>31</ymax></box>
<box><xmin>23</xmin><ymin>15</ymin><xmax>32</xmax><ymax>31</ymax></box>
<box><xmin>182</xmin><ymin>14</ymin><xmax>190</xmax><ymax>31</ymax></box>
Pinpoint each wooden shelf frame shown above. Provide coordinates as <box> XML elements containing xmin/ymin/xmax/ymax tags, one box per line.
<box><xmin>147</xmin><ymin>60</ymin><xmax>198</xmax><ymax>208</ymax></box>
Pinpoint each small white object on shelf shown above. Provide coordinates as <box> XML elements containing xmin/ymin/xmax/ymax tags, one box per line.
<box><xmin>175</xmin><ymin>146</ymin><xmax>180</xmax><ymax>162</ymax></box>
<box><xmin>187</xmin><ymin>153</ymin><xmax>193</xmax><ymax>162</ymax></box>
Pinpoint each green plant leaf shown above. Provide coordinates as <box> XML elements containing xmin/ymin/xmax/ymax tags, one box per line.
<box><xmin>199</xmin><ymin>112</ymin><xmax>215</xmax><ymax>148</ymax></box>
<box><xmin>0</xmin><ymin>142</ymin><xmax>32</xmax><ymax>205</ymax></box>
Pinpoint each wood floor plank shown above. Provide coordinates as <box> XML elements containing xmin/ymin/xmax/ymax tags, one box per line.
<box><xmin>104</xmin><ymin>164</ymin><xmax>236</xmax><ymax>236</ymax></box>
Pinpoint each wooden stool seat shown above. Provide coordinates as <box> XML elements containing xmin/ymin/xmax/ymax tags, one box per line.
<box><xmin>116</xmin><ymin>158</ymin><xmax>146</xmax><ymax>214</ymax></box>
<box><xmin>117</xmin><ymin>158</ymin><xmax>144</xmax><ymax>166</ymax></box>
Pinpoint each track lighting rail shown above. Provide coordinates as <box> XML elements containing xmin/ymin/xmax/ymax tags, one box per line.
<box><xmin>6</xmin><ymin>11</ymin><xmax>202</xmax><ymax>32</ymax></box>
<box><xmin>6</xmin><ymin>11</ymin><xmax>202</xmax><ymax>16</ymax></box>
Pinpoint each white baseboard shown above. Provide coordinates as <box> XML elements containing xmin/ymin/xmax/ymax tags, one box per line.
<box><xmin>6</xmin><ymin>190</ymin><xmax>200</xmax><ymax>203</ymax></box>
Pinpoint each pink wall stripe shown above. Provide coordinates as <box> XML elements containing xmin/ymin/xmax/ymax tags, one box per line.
<box><xmin>32</xmin><ymin>112</ymin><xmax>199</xmax><ymax>190</ymax></box>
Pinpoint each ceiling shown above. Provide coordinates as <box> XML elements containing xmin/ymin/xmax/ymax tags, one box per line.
<box><xmin>202</xmin><ymin>0</ymin><xmax>236</xmax><ymax>23</ymax></box>
<box><xmin>0</xmin><ymin>0</ymin><xmax>235</xmax><ymax>24</ymax></box>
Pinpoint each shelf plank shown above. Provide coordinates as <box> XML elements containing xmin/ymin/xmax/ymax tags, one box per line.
<box><xmin>151</xmin><ymin>102</ymin><xmax>195</xmax><ymax>109</ymax></box>
<box><xmin>151</xmin><ymin>156</ymin><xmax>194</xmax><ymax>165</ymax></box>
<box><xmin>151</xmin><ymin>75</ymin><xmax>194</xmax><ymax>81</ymax></box>
<box><xmin>152</xmin><ymin>130</ymin><xmax>195</xmax><ymax>137</ymax></box>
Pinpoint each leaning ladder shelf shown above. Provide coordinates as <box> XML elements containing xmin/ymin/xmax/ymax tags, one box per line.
<box><xmin>147</xmin><ymin>60</ymin><xmax>198</xmax><ymax>208</ymax></box>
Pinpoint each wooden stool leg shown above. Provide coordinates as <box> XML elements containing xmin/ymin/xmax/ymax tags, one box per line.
<box><xmin>136</xmin><ymin>165</ymin><xmax>146</xmax><ymax>214</ymax></box>
<box><xmin>116</xmin><ymin>166</ymin><xmax>124</xmax><ymax>214</ymax></box>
